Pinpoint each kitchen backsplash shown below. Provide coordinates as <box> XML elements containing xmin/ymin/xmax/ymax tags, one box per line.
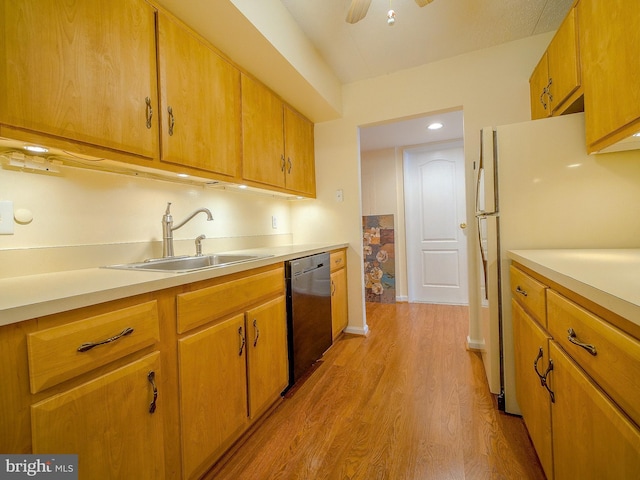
<box><xmin>0</xmin><ymin>163</ymin><xmax>295</xmax><ymax>277</ymax></box>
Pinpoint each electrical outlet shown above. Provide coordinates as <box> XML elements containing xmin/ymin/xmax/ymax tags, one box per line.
<box><xmin>0</xmin><ymin>200</ymin><xmax>14</xmax><ymax>234</ymax></box>
<box><xmin>272</xmin><ymin>215</ymin><xmax>278</xmax><ymax>229</ymax></box>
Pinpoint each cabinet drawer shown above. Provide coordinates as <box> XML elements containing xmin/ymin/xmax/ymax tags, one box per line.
<box><xmin>510</xmin><ymin>265</ymin><xmax>548</xmax><ymax>326</ymax></box>
<box><xmin>177</xmin><ymin>265</ymin><xmax>284</xmax><ymax>333</ymax></box>
<box><xmin>330</xmin><ymin>249</ymin><xmax>346</xmax><ymax>272</ymax></box>
<box><xmin>27</xmin><ymin>301</ymin><xmax>160</xmax><ymax>394</ymax></box>
<box><xmin>548</xmin><ymin>290</ymin><xmax>640</xmax><ymax>428</ymax></box>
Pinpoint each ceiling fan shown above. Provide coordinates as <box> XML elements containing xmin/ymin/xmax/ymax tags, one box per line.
<box><xmin>346</xmin><ymin>0</ymin><xmax>435</xmax><ymax>24</ymax></box>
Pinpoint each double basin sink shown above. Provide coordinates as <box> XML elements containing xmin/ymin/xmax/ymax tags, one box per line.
<box><xmin>105</xmin><ymin>253</ymin><xmax>271</xmax><ymax>273</ymax></box>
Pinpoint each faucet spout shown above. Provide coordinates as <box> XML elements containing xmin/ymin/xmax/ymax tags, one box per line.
<box><xmin>162</xmin><ymin>202</ymin><xmax>213</xmax><ymax>258</ymax></box>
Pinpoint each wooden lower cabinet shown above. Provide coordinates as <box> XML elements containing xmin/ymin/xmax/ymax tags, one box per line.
<box><xmin>31</xmin><ymin>352</ymin><xmax>165</xmax><ymax>479</ymax></box>
<box><xmin>330</xmin><ymin>249</ymin><xmax>349</xmax><ymax>340</ymax></box>
<box><xmin>246</xmin><ymin>296</ymin><xmax>288</xmax><ymax>420</ymax></box>
<box><xmin>549</xmin><ymin>342</ymin><xmax>640</xmax><ymax>479</ymax></box>
<box><xmin>512</xmin><ymin>300</ymin><xmax>553</xmax><ymax>479</ymax></box>
<box><xmin>178</xmin><ymin>315</ymin><xmax>248</xmax><ymax>479</ymax></box>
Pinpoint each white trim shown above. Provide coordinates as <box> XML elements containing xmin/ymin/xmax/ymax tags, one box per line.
<box><xmin>344</xmin><ymin>324</ymin><xmax>370</xmax><ymax>336</ymax></box>
<box><xmin>466</xmin><ymin>336</ymin><xmax>485</xmax><ymax>351</ymax></box>
<box><xmin>396</xmin><ymin>295</ymin><xmax>409</xmax><ymax>302</ymax></box>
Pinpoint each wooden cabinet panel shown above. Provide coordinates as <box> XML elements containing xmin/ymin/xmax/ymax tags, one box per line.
<box><xmin>547</xmin><ymin>290</ymin><xmax>640</xmax><ymax>428</ymax></box>
<box><xmin>157</xmin><ymin>13</ymin><xmax>241</xmax><ymax>177</ymax></box>
<box><xmin>176</xmin><ymin>265</ymin><xmax>284</xmax><ymax>333</ymax></box>
<box><xmin>178</xmin><ymin>315</ymin><xmax>248</xmax><ymax>479</ymax></box>
<box><xmin>245</xmin><ymin>296</ymin><xmax>288</xmax><ymax>420</ymax></box>
<box><xmin>0</xmin><ymin>0</ymin><xmax>158</xmax><ymax>158</ymax></box>
<box><xmin>509</xmin><ymin>265</ymin><xmax>547</xmax><ymax>327</ymax></box>
<box><xmin>241</xmin><ymin>74</ymin><xmax>286</xmax><ymax>189</ymax></box>
<box><xmin>284</xmin><ymin>106</ymin><xmax>316</xmax><ymax>196</ymax></box>
<box><xmin>547</xmin><ymin>7</ymin><xmax>581</xmax><ymax>114</ymax></box>
<box><xmin>27</xmin><ymin>301</ymin><xmax>159</xmax><ymax>394</ymax></box>
<box><xmin>579</xmin><ymin>0</ymin><xmax>640</xmax><ymax>152</ymax></box>
<box><xmin>330</xmin><ymin>249</ymin><xmax>347</xmax><ymax>273</ymax></box>
<box><xmin>549</xmin><ymin>341</ymin><xmax>640</xmax><ymax>480</ymax></box>
<box><xmin>31</xmin><ymin>352</ymin><xmax>165</xmax><ymax>479</ymax></box>
<box><xmin>331</xmin><ymin>267</ymin><xmax>349</xmax><ymax>340</ymax></box>
<box><xmin>512</xmin><ymin>300</ymin><xmax>553</xmax><ymax>479</ymax></box>
<box><xmin>530</xmin><ymin>52</ymin><xmax>551</xmax><ymax>120</ymax></box>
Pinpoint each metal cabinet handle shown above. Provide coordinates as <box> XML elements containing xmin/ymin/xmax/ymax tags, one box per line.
<box><xmin>280</xmin><ymin>155</ymin><xmax>286</xmax><ymax>172</ymax></box>
<box><xmin>167</xmin><ymin>106</ymin><xmax>175</xmax><ymax>136</ymax></box>
<box><xmin>147</xmin><ymin>371</ymin><xmax>158</xmax><ymax>414</ymax></box>
<box><xmin>542</xmin><ymin>359</ymin><xmax>555</xmax><ymax>403</ymax></box>
<box><xmin>331</xmin><ymin>280</ymin><xmax>336</xmax><ymax>296</ymax></box>
<box><xmin>145</xmin><ymin>97</ymin><xmax>153</xmax><ymax>129</ymax></box>
<box><xmin>567</xmin><ymin>328</ymin><xmax>597</xmax><ymax>356</ymax></box>
<box><xmin>77</xmin><ymin>327</ymin><xmax>134</xmax><ymax>352</ymax></box>
<box><xmin>539</xmin><ymin>90</ymin><xmax>548</xmax><ymax>110</ymax></box>
<box><xmin>238</xmin><ymin>326</ymin><xmax>245</xmax><ymax>356</ymax></box>
<box><xmin>253</xmin><ymin>319</ymin><xmax>260</xmax><ymax>347</ymax></box>
<box><xmin>546</xmin><ymin>77</ymin><xmax>553</xmax><ymax>103</ymax></box>
<box><xmin>515</xmin><ymin>286</ymin><xmax>528</xmax><ymax>297</ymax></box>
<box><xmin>533</xmin><ymin>347</ymin><xmax>546</xmax><ymax>386</ymax></box>
<box><xmin>287</xmin><ymin>157</ymin><xmax>292</xmax><ymax>174</ymax></box>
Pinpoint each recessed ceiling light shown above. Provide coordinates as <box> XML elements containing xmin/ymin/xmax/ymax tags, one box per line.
<box><xmin>427</xmin><ymin>122</ymin><xmax>443</xmax><ymax>130</ymax></box>
<box><xmin>24</xmin><ymin>145</ymin><xmax>48</xmax><ymax>153</ymax></box>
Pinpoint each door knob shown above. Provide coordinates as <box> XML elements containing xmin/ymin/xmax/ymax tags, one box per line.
<box><xmin>460</xmin><ymin>223</ymin><xmax>467</xmax><ymax>229</ymax></box>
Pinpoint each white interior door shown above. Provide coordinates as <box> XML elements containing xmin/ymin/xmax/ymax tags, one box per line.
<box><xmin>404</xmin><ymin>142</ymin><xmax>468</xmax><ymax>304</ymax></box>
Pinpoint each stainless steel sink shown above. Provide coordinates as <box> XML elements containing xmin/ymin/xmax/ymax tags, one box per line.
<box><xmin>104</xmin><ymin>254</ymin><xmax>271</xmax><ymax>273</ymax></box>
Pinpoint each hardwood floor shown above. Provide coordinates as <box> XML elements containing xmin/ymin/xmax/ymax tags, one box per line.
<box><xmin>206</xmin><ymin>303</ymin><xmax>545</xmax><ymax>480</ymax></box>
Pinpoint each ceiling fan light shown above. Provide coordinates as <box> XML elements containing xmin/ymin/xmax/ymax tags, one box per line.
<box><xmin>387</xmin><ymin>9</ymin><xmax>396</xmax><ymax>25</ymax></box>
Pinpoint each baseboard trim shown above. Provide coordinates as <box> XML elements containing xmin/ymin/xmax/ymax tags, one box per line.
<box><xmin>466</xmin><ymin>336</ymin><xmax>485</xmax><ymax>351</ymax></box>
<box><xmin>344</xmin><ymin>324</ymin><xmax>370</xmax><ymax>336</ymax></box>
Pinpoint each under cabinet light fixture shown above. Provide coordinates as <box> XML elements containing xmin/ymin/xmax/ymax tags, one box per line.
<box><xmin>23</xmin><ymin>145</ymin><xmax>48</xmax><ymax>153</ymax></box>
<box><xmin>427</xmin><ymin>122</ymin><xmax>443</xmax><ymax>130</ymax></box>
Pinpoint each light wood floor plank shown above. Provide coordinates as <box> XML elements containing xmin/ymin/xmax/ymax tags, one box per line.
<box><xmin>206</xmin><ymin>303</ymin><xmax>545</xmax><ymax>480</ymax></box>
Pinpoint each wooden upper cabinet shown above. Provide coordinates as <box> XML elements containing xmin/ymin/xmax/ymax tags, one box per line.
<box><xmin>547</xmin><ymin>7</ymin><xmax>581</xmax><ymax>115</ymax></box>
<box><xmin>157</xmin><ymin>13</ymin><xmax>241</xmax><ymax>178</ymax></box>
<box><xmin>241</xmin><ymin>74</ymin><xmax>286</xmax><ymax>189</ymax></box>
<box><xmin>579</xmin><ymin>0</ymin><xmax>640</xmax><ymax>152</ymax></box>
<box><xmin>529</xmin><ymin>6</ymin><xmax>582</xmax><ymax>120</ymax></box>
<box><xmin>241</xmin><ymin>73</ymin><xmax>316</xmax><ymax>196</ymax></box>
<box><xmin>0</xmin><ymin>0</ymin><xmax>158</xmax><ymax>159</ymax></box>
<box><xmin>284</xmin><ymin>106</ymin><xmax>316</xmax><ymax>196</ymax></box>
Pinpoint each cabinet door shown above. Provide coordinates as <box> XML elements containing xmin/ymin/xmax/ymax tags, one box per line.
<box><xmin>157</xmin><ymin>13</ymin><xmax>241</xmax><ymax>177</ymax></box>
<box><xmin>331</xmin><ymin>268</ymin><xmax>349</xmax><ymax>340</ymax></box>
<box><xmin>178</xmin><ymin>315</ymin><xmax>248</xmax><ymax>479</ymax></box>
<box><xmin>549</xmin><ymin>342</ymin><xmax>640</xmax><ymax>479</ymax></box>
<box><xmin>241</xmin><ymin>74</ymin><xmax>285</xmax><ymax>188</ymax></box>
<box><xmin>579</xmin><ymin>0</ymin><xmax>640</xmax><ymax>152</ymax></box>
<box><xmin>0</xmin><ymin>0</ymin><xmax>158</xmax><ymax>158</ymax></box>
<box><xmin>31</xmin><ymin>352</ymin><xmax>165</xmax><ymax>479</ymax></box>
<box><xmin>246</xmin><ymin>296</ymin><xmax>288</xmax><ymax>420</ymax></box>
<box><xmin>529</xmin><ymin>52</ymin><xmax>551</xmax><ymax>120</ymax></box>
<box><xmin>547</xmin><ymin>7</ymin><xmax>581</xmax><ymax>114</ymax></box>
<box><xmin>284</xmin><ymin>106</ymin><xmax>316</xmax><ymax>196</ymax></box>
<box><xmin>512</xmin><ymin>300</ymin><xmax>554</xmax><ymax>479</ymax></box>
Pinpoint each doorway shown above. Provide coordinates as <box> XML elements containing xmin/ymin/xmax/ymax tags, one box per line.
<box><xmin>403</xmin><ymin>141</ymin><xmax>468</xmax><ymax>304</ymax></box>
<box><xmin>359</xmin><ymin>109</ymin><xmax>468</xmax><ymax>305</ymax></box>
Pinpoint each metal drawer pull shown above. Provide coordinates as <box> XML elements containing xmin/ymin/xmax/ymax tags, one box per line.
<box><xmin>533</xmin><ymin>347</ymin><xmax>546</xmax><ymax>386</ymax></box>
<box><xmin>147</xmin><ymin>371</ymin><xmax>158</xmax><ymax>414</ymax></box>
<box><xmin>515</xmin><ymin>286</ymin><xmax>528</xmax><ymax>297</ymax></box>
<box><xmin>145</xmin><ymin>97</ymin><xmax>153</xmax><ymax>129</ymax></box>
<box><xmin>77</xmin><ymin>327</ymin><xmax>134</xmax><ymax>352</ymax></box>
<box><xmin>238</xmin><ymin>326</ymin><xmax>245</xmax><ymax>356</ymax></box>
<box><xmin>253</xmin><ymin>319</ymin><xmax>260</xmax><ymax>347</ymax></box>
<box><xmin>567</xmin><ymin>328</ymin><xmax>597</xmax><ymax>356</ymax></box>
<box><xmin>542</xmin><ymin>359</ymin><xmax>555</xmax><ymax>403</ymax></box>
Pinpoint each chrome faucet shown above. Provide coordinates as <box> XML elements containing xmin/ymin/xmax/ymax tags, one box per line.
<box><xmin>162</xmin><ymin>202</ymin><xmax>213</xmax><ymax>257</ymax></box>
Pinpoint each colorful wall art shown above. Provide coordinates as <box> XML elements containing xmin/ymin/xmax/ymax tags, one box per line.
<box><xmin>362</xmin><ymin>214</ymin><xmax>396</xmax><ymax>303</ymax></box>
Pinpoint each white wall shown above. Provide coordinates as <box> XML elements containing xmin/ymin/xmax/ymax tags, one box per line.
<box><xmin>292</xmin><ymin>32</ymin><xmax>554</xmax><ymax>338</ymax></box>
<box><xmin>360</xmin><ymin>147</ymin><xmax>407</xmax><ymax>301</ymax></box>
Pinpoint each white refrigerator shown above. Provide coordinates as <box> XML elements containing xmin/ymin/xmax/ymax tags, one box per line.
<box><xmin>474</xmin><ymin>113</ymin><xmax>640</xmax><ymax>414</ymax></box>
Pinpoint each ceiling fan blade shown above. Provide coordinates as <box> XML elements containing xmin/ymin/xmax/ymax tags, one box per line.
<box><xmin>414</xmin><ymin>0</ymin><xmax>435</xmax><ymax>7</ymax></box>
<box><xmin>346</xmin><ymin>0</ymin><xmax>372</xmax><ymax>24</ymax></box>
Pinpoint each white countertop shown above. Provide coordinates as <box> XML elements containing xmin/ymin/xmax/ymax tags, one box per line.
<box><xmin>508</xmin><ymin>249</ymin><xmax>640</xmax><ymax>325</ymax></box>
<box><xmin>0</xmin><ymin>243</ymin><xmax>347</xmax><ymax>327</ymax></box>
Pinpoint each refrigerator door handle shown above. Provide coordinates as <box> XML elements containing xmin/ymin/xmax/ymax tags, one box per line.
<box><xmin>476</xmin><ymin>215</ymin><xmax>488</xmax><ymax>301</ymax></box>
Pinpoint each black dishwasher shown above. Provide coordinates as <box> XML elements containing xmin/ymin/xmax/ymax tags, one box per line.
<box><xmin>285</xmin><ymin>252</ymin><xmax>332</xmax><ymax>390</ymax></box>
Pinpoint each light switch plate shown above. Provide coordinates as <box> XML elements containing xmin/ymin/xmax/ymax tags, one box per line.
<box><xmin>0</xmin><ymin>200</ymin><xmax>14</xmax><ymax>234</ymax></box>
